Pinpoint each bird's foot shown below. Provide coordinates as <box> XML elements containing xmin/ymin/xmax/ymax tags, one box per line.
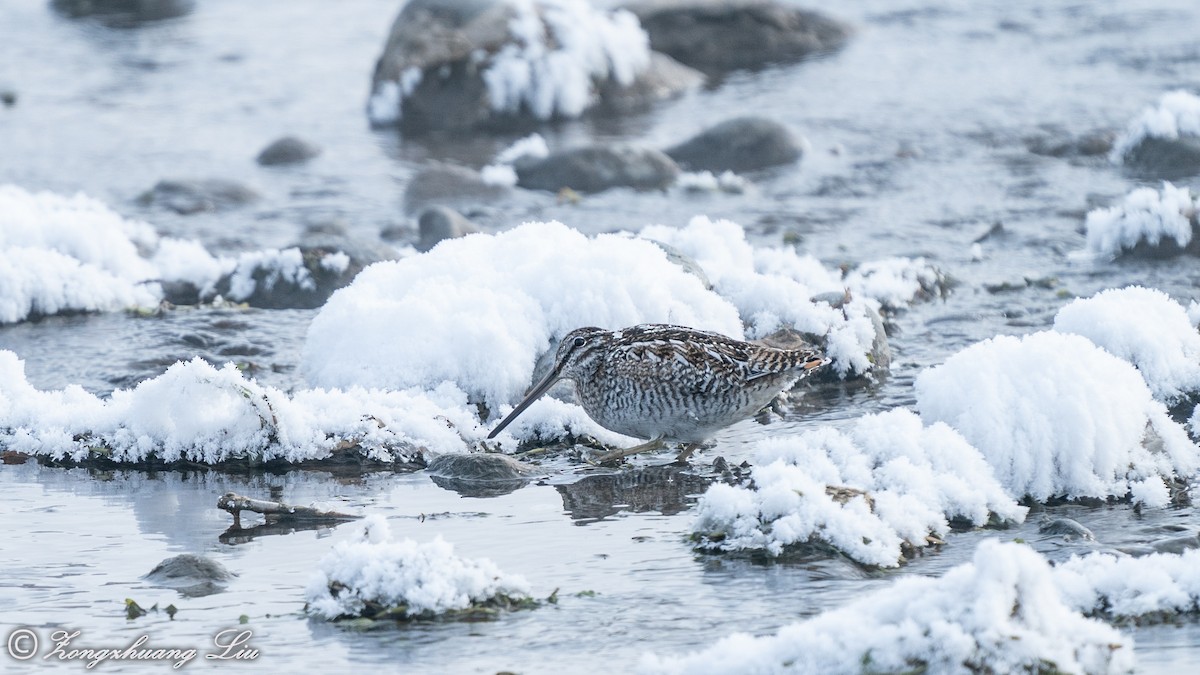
<box><xmin>590</xmin><ymin>438</ymin><xmax>665</xmax><ymax>466</ymax></box>
<box><xmin>671</xmin><ymin>443</ymin><xmax>701</xmax><ymax>466</ymax></box>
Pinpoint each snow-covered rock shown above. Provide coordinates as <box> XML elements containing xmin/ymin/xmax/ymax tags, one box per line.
<box><xmin>691</xmin><ymin>409</ymin><xmax>1025</xmax><ymax>566</ymax></box>
<box><xmin>1055</xmin><ymin>548</ymin><xmax>1200</xmax><ymax>621</ymax></box>
<box><xmin>1082</xmin><ymin>182</ymin><xmax>1198</xmax><ymax>258</ymax></box>
<box><xmin>1110</xmin><ymin>90</ymin><xmax>1200</xmax><ymax>178</ymax></box>
<box><xmin>915</xmin><ymin>331</ymin><xmax>1199</xmax><ymax>506</ymax></box>
<box><xmin>306</xmin><ymin>516</ymin><xmax>532</xmax><ymax>620</ymax></box>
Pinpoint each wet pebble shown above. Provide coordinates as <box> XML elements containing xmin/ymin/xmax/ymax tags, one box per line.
<box><xmin>515</xmin><ymin>146</ymin><xmax>679</xmax><ymax>193</ymax></box>
<box><xmin>256</xmin><ymin>135</ymin><xmax>321</xmax><ymax>166</ymax></box>
<box><xmin>665</xmin><ymin>117</ymin><xmax>804</xmax><ymax>173</ymax></box>
<box><xmin>0</xmin><ymin>89</ymin><xmax>16</xmax><ymax>108</ymax></box>
<box><xmin>417</xmin><ymin>206</ymin><xmax>480</xmax><ymax>252</ymax></box>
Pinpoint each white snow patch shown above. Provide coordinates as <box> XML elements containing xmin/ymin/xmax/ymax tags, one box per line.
<box><xmin>1111</xmin><ymin>89</ymin><xmax>1200</xmax><ymax>163</ymax></box>
<box><xmin>1054</xmin><ymin>286</ymin><xmax>1200</xmax><ymax>404</ymax></box>
<box><xmin>674</xmin><ymin>170</ymin><xmax>750</xmax><ymax>194</ymax></box>
<box><xmin>480</xmin><ymin>163</ymin><xmax>519</xmax><ymax>187</ymax></box>
<box><xmin>483</xmin><ymin>0</ymin><xmax>651</xmax><ymax>119</ymax></box>
<box><xmin>496</xmin><ymin>133</ymin><xmax>550</xmax><ymax>164</ymax></box>
<box><xmin>1083</xmin><ymin>182</ymin><xmax>1197</xmax><ymax>257</ymax></box>
<box><xmin>225</xmin><ymin>248</ymin><xmax>314</xmax><ymax>301</ymax></box>
<box><xmin>306</xmin><ymin>515</ymin><xmax>531</xmax><ymax>620</ymax></box>
<box><xmin>1055</xmin><ymin>548</ymin><xmax>1200</xmax><ymax>620</ymax></box>
<box><xmin>843</xmin><ymin>256</ymin><xmax>945</xmax><ymax>310</ymax></box>
<box><xmin>642</xmin><ymin>540</ymin><xmax>1134</xmax><ymax>675</ymax></box>
<box><xmin>691</xmin><ymin>409</ymin><xmax>1025</xmax><ymax>566</ymax></box>
<box><xmin>915</xmin><ymin>331</ymin><xmax>1199</xmax><ymax>505</ymax></box>
<box><xmin>367</xmin><ymin>67</ymin><xmax>422</xmax><ymax>127</ymax></box>
<box><xmin>320</xmin><ymin>251</ymin><xmax>352</xmax><ymax>274</ymax></box>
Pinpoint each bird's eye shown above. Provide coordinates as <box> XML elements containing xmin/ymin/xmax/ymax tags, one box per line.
<box><xmin>573</xmin><ymin>336</ymin><xmax>586</xmax><ymax>347</ymax></box>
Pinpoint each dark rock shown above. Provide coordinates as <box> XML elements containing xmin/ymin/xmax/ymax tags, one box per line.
<box><xmin>426</xmin><ymin>452</ymin><xmax>537</xmax><ymax>498</ymax></box>
<box><xmin>417</xmin><ymin>206</ymin><xmax>480</xmax><ymax>252</ymax></box>
<box><xmin>369</xmin><ymin>0</ymin><xmax>699</xmax><ymax>133</ymax></box>
<box><xmin>144</xmin><ymin>554</ymin><xmax>234</xmax><ymax>597</ymax></box>
<box><xmin>51</xmin><ymin>0</ymin><xmax>195</xmax><ymax>24</ymax></box>
<box><xmin>404</xmin><ymin>163</ymin><xmax>511</xmax><ymax>214</ymax></box>
<box><xmin>625</xmin><ymin>0</ymin><xmax>852</xmax><ymax>72</ymax></box>
<box><xmin>140</xmin><ymin>178</ymin><xmax>260</xmax><ymax>215</ymax></box>
<box><xmin>0</xmin><ymin>89</ymin><xmax>16</xmax><ymax>108</ymax></box>
<box><xmin>665</xmin><ymin>116</ymin><xmax>804</xmax><ymax>173</ymax></box>
<box><xmin>256</xmin><ymin>136</ymin><xmax>321</xmax><ymax>166</ymax></box>
<box><xmin>1120</xmin><ymin>135</ymin><xmax>1200</xmax><ymax>179</ymax></box>
<box><xmin>515</xmin><ymin>146</ymin><xmax>680</xmax><ymax>193</ymax></box>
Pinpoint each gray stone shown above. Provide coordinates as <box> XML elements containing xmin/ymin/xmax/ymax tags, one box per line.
<box><xmin>404</xmin><ymin>163</ymin><xmax>511</xmax><ymax>213</ymax></box>
<box><xmin>140</xmin><ymin>178</ymin><xmax>259</xmax><ymax>215</ymax></box>
<box><xmin>417</xmin><ymin>206</ymin><xmax>480</xmax><ymax>252</ymax></box>
<box><xmin>256</xmin><ymin>136</ymin><xmax>321</xmax><ymax>166</ymax></box>
<box><xmin>625</xmin><ymin>0</ymin><xmax>851</xmax><ymax>72</ymax></box>
<box><xmin>515</xmin><ymin>146</ymin><xmax>680</xmax><ymax>193</ymax></box>
<box><xmin>370</xmin><ymin>0</ymin><xmax>699</xmax><ymax>133</ymax></box>
<box><xmin>665</xmin><ymin>116</ymin><xmax>804</xmax><ymax>173</ymax></box>
<box><xmin>0</xmin><ymin>89</ymin><xmax>16</xmax><ymax>108</ymax></box>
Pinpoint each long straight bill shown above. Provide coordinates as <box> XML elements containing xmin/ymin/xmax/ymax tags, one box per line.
<box><xmin>486</xmin><ymin>368</ymin><xmax>563</xmax><ymax>439</ymax></box>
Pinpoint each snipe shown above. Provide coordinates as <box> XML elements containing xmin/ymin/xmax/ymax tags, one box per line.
<box><xmin>486</xmin><ymin>324</ymin><xmax>828</xmax><ymax>463</ymax></box>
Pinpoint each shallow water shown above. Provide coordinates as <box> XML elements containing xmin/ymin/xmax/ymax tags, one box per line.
<box><xmin>3</xmin><ymin>0</ymin><xmax>1200</xmax><ymax>671</ymax></box>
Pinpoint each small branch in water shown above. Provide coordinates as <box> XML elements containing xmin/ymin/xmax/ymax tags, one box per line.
<box><xmin>217</xmin><ymin>491</ymin><xmax>360</xmax><ymax>528</ymax></box>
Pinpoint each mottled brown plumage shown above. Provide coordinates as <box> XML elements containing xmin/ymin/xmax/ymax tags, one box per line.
<box><xmin>487</xmin><ymin>324</ymin><xmax>827</xmax><ymax>459</ymax></box>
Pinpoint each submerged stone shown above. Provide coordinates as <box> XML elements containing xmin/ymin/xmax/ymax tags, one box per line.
<box><xmin>144</xmin><ymin>554</ymin><xmax>235</xmax><ymax>597</ymax></box>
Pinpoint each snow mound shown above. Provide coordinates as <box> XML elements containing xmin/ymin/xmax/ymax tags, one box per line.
<box><xmin>691</xmin><ymin>409</ymin><xmax>1026</xmax><ymax>566</ymax></box>
<box><xmin>484</xmin><ymin>0</ymin><xmax>651</xmax><ymax>119</ymax></box>
<box><xmin>1111</xmin><ymin>89</ymin><xmax>1200</xmax><ymax>162</ymax></box>
<box><xmin>1083</xmin><ymin>182</ymin><xmax>1197</xmax><ymax>257</ymax></box>
<box><xmin>642</xmin><ymin>540</ymin><xmax>1133</xmax><ymax>675</ymax></box>
<box><xmin>1056</xmin><ymin>548</ymin><xmax>1200</xmax><ymax>620</ymax></box>
<box><xmin>0</xmin><ymin>351</ymin><xmax>474</xmax><ymax>464</ymax></box>
<box><xmin>1054</xmin><ymin>286</ymin><xmax>1200</xmax><ymax>405</ymax></box>
<box><xmin>306</xmin><ymin>515</ymin><xmax>531</xmax><ymax>620</ymax></box>
<box><xmin>915</xmin><ymin>331</ymin><xmax>1199</xmax><ymax>505</ymax></box>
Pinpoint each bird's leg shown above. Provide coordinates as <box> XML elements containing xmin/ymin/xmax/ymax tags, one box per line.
<box><xmin>592</xmin><ymin>437</ymin><xmax>665</xmax><ymax>465</ymax></box>
<box><xmin>672</xmin><ymin>443</ymin><xmax>700</xmax><ymax>465</ymax></box>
